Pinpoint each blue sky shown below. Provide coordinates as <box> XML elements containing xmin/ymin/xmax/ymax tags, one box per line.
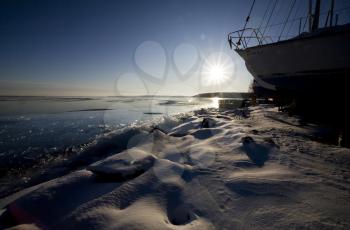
<box><xmin>1</xmin><ymin>0</ymin><xmax>349</xmax><ymax>96</ymax></box>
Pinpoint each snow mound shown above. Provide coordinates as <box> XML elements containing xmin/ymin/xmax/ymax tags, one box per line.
<box><xmin>70</xmin><ymin>197</ymin><xmax>213</xmax><ymax>230</ymax></box>
<box><xmin>5</xmin><ymin>224</ymin><xmax>40</xmax><ymax>230</ymax></box>
<box><xmin>87</xmin><ymin>149</ymin><xmax>156</xmax><ymax>181</ymax></box>
<box><xmin>190</xmin><ymin>128</ymin><xmax>223</xmax><ymax>140</ymax></box>
<box><xmin>226</xmin><ymin>164</ymin><xmax>304</xmax><ymax>196</ymax></box>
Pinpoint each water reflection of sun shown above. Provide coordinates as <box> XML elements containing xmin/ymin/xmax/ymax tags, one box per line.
<box><xmin>211</xmin><ymin>97</ymin><xmax>220</xmax><ymax>108</ymax></box>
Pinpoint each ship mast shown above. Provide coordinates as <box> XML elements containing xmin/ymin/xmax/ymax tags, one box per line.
<box><xmin>309</xmin><ymin>0</ymin><xmax>313</xmax><ymax>32</ymax></box>
<box><xmin>311</xmin><ymin>0</ymin><xmax>321</xmax><ymax>31</ymax></box>
<box><xmin>329</xmin><ymin>0</ymin><xmax>335</xmax><ymax>26</ymax></box>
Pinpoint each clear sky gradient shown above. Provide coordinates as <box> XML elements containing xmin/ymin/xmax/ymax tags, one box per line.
<box><xmin>1</xmin><ymin>0</ymin><xmax>349</xmax><ymax>96</ymax></box>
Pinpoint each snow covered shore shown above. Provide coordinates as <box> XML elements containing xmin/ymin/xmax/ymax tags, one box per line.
<box><xmin>1</xmin><ymin>105</ymin><xmax>350</xmax><ymax>229</ymax></box>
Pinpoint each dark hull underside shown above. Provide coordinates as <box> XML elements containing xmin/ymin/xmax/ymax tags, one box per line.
<box><xmin>252</xmin><ymin>65</ymin><xmax>350</xmax><ymax>148</ymax></box>
<box><xmin>263</xmin><ymin>68</ymin><xmax>350</xmax><ymax>93</ymax></box>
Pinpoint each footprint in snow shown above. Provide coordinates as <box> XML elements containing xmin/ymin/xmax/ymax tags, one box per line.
<box><xmin>241</xmin><ymin>136</ymin><xmax>278</xmax><ymax>166</ymax></box>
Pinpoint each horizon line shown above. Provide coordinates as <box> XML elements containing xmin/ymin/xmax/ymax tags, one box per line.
<box><xmin>0</xmin><ymin>91</ymin><xmax>250</xmax><ymax>98</ymax></box>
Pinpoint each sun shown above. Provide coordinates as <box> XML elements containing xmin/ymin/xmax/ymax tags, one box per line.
<box><xmin>208</xmin><ymin>64</ymin><xmax>226</xmax><ymax>81</ymax></box>
<box><xmin>201</xmin><ymin>52</ymin><xmax>234</xmax><ymax>87</ymax></box>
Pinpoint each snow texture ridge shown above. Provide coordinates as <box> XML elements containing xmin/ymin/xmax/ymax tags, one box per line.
<box><xmin>1</xmin><ymin>105</ymin><xmax>350</xmax><ymax>229</ymax></box>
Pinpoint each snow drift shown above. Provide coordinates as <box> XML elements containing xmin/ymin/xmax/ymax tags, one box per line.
<box><xmin>1</xmin><ymin>106</ymin><xmax>350</xmax><ymax>229</ymax></box>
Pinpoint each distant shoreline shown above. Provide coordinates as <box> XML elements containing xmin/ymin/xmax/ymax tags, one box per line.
<box><xmin>193</xmin><ymin>92</ymin><xmax>252</xmax><ymax>98</ymax></box>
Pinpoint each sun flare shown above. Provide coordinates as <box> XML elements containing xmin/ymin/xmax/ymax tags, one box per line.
<box><xmin>201</xmin><ymin>53</ymin><xmax>235</xmax><ymax>87</ymax></box>
<box><xmin>208</xmin><ymin>64</ymin><xmax>226</xmax><ymax>81</ymax></box>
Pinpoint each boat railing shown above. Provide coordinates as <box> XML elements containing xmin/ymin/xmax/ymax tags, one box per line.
<box><xmin>229</xmin><ymin>6</ymin><xmax>350</xmax><ymax>50</ymax></box>
<box><xmin>228</xmin><ymin>28</ymin><xmax>273</xmax><ymax>50</ymax></box>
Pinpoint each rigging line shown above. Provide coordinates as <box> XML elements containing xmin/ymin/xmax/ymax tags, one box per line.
<box><xmin>262</xmin><ymin>0</ymin><xmax>279</xmax><ymax>38</ymax></box>
<box><xmin>302</xmin><ymin>14</ymin><xmax>309</xmax><ymax>32</ymax></box>
<box><xmin>258</xmin><ymin>0</ymin><xmax>273</xmax><ymax>31</ymax></box>
<box><xmin>238</xmin><ymin>0</ymin><xmax>256</xmax><ymax>46</ymax></box>
<box><xmin>278</xmin><ymin>0</ymin><xmax>297</xmax><ymax>41</ymax></box>
<box><xmin>261</xmin><ymin>16</ymin><xmax>308</xmax><ymax>29</ymax></box>
<box><xmin>259</xmin><ymin>6</ymin><xmax>350</xmax><ymax>31</ymax></box>
<box><xmin>274</xmin><ymin>0</ymin><xmax>284</xmax><ymax>17</ymax></box>
<box><xmin>242</xmin><ymin>0</ymin><xmax>256</xmax><ymax>31</ymax></box>
<box><xmin>247</xmin><ymin>0</ymin><xmax>273</xmax><ymax>45</ymax></box>
<box><xmin>333</xmin><ymin>6</ymin><xmax>350</xmax><ymax>13</ymax></box>
<box><xmin>286</xmin><ymin>0</ymin><xmax>303</xmax><ymax>38</ymax></box>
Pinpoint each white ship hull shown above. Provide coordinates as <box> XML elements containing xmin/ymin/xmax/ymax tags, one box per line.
<box><xmin>236</xmin><ymin>24</ymin><xmax>350</xmax><ymax>93</ymax></box>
